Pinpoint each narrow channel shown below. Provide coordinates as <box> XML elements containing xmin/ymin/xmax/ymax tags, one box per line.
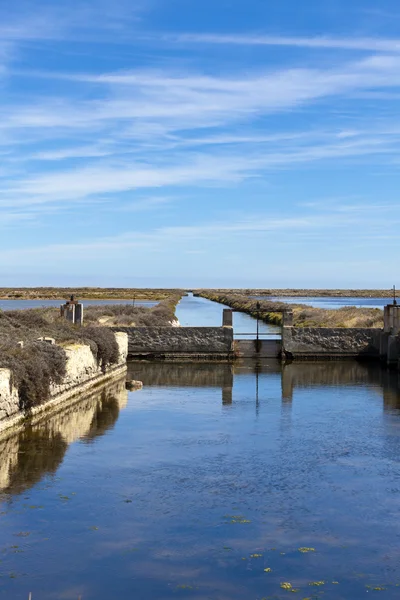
<box><xmin>1</xmin><ymin>362</ymin><xmax>400</xmax><ymax>598</ymax></box>
<box><xmin>176</xmin><ymin>292</ymin><xmax>281</xmax><ymax>338</ymax></box>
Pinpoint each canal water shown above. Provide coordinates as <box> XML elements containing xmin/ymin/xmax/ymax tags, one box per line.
<box><xmin>176</xmin><ymin>294</ymin><xmax>280</xmax><ymax>338</ymax></box>
<box><xmin>1</xmin><ymin>361</ymin><xmax>400</xmax><ymax>599</ymax></box>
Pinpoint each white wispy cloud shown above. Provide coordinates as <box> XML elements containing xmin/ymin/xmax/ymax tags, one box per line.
<box><xmin>1</xmin><ymin>201</ymin><xmax>398</xmax><ymax>262</ymax></box>
<box><xmin>170</xmin><ymin>32</ymin><xmax>400</xmax><ymax>53</ymax></box>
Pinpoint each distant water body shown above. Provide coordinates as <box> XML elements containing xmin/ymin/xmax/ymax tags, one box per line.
<box><xmin>251</xmin><ymin>296</ymin><xmax>387</xmax><ymax>310</ymax></box>
<box><xmin>0</xmin><ymin>299</ymin><xmax>157</xmax><ymax>310</ymax></box>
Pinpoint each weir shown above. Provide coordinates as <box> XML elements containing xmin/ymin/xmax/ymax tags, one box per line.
<box><xmin>117</xmin><ymin>303</ymin><xmax>400</xmax><ymax>371</ymax></box>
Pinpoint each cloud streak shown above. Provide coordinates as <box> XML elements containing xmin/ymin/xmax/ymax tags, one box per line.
<box><xmin>171</xmin><ymin>33</ymin><xmax>400</xmax><ymax>53</ymax></box>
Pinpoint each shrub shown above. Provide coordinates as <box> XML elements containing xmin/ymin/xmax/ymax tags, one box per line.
<box><xmin>80</xmin><ymin>327</ymin><xmax>119</xmax><ymax>372</ymax></box>
<box><xmin>0</xmin><ymin>341</ymin><xmax>67</xmax><ymax>410</ymax></box>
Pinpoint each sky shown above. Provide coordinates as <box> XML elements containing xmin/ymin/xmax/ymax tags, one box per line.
<box><xmin>1</xmin><ymin>0</ymin><xmax>400</xmax><ymax>289</ymax></box>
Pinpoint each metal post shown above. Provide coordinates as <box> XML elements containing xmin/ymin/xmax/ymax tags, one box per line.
<box><xmin>393</xmin><ymin>285</ymin><xmax>397</xmax><ymax>306</ymax></box>
<box><xmin>256</xmin><ymin>301</ymin><xmax>260</xmax><ymax>342</ymax></box>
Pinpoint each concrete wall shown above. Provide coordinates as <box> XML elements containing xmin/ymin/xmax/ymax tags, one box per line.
<box><xmin>282</xmin><ymin>326</ymin><xmax>381</xmax><ymax>359</ymax></box>
<box><xmin>233</xmin><ymin>339</ymin><xmax>282</xmax><ymax>359</ymax></box>
<box><xmin>115</xmin><ymin>327</ymin><xmax>234</xmax><ymax>359</ymax></box>
<box><xmin>0</xmin><ymin>332</ymin><xmax>128</xmax><ymax>434</ymax></box>
<box><xmin>0</xmin><ymin>370</ymin><xmax>20</xmax><ymax>421</ymax></box>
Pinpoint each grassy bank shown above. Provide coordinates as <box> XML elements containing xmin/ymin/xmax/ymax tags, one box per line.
<box><xmin>0</xmin><ymin>312</ymin><xmax>120</xmax><ymax>411</ymax></box>
<box><xmin>198</xmin><ymin>291</ymin><xmax>384</xmax><ymax>329</ymax></box>
<box><xmin>196</xmin><ymin>288</ymin><xmax>396</xmax><ymax>298</ymax></box>
<box><xmin>0</xmin><ymin>287</ymin><xmax>184</xmax><ymax>301</ymax></box>
<box><xmin>0</xmin><ymin>294</ymin><xmax>182</xmax><ymax>411</ymax></box>
<box><xmin>83</xmin><ymin>294</ymin><xmax>183</xmax><ymax>326</ymax></box>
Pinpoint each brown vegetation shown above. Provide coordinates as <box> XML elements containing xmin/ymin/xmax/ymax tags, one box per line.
<box><xmin>83</xmin><ymin>294</ymin><xmax>182</xmax><ymax>326</ymax></box>
<box><xmin>0</xmin><ymin>287</ymin><xmax>184</xmax><ymax>301</ymax></box>
<box><xmin>0</xmin><ymin>311</ymin><xmax>119</xmax><ymax>410</ymax></box>
<box><xmin>0</xmin><ymin>294</ymin><xmax>181</xmax><ymax>409</ymax></box>
<box><xmin>198</xmin><ymin>291</ymin><xmax>384</xmax><ymax>329</ymax></box>
<box><xmin>196</xmin><ymin>288</ymin><xmax>396</xmax><ymax>298</ymax></box>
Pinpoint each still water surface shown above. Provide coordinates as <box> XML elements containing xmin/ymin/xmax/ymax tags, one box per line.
<box><xmin>252</xmin><ymin>296</ymin><xmax>387</xmax><ymax>310</ymax></box>
<box><xmin>0</xmin><ymin>299</ymin><xmax>157</xmax><ymax>311</ymax></box>
<box><xmin>176</xmin><ymin>294</ymin><xmax>280</xmax><ymax>338</ymax></box>
<box><xmin>1</xmin><ymin>362</ymin><xmax>400</xmax><ymax>599</ymax></box>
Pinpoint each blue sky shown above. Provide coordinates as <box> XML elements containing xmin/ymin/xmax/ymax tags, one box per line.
<box><xmin>1</xmin><ymin>0</ymin><xmax>400</xmax><ymax>288</ymax></box>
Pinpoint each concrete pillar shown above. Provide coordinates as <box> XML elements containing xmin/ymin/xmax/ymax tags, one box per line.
<box><xmin>282</xmin><ymin>310</ymin><xmax>294</xmax><ymax>327</ymax></box>
<box><xmin>60</xmin><ymin>299</ymin><xmax>83</xmax><ymax>325</ymax></box>
<box><xmin>65</xmin><ymin>305</ymin><xmax>75</xmax><ymax>323</ymax></box>
<box><xmin>222</xmin><ymin>309</ymin><xmax>233</xmax><ymax>327</ymax></box>
<box><xmin>384</xmin><ymin>304</ymin><xmax>400</xmax><ymax>334</ymax></box>
<box><xmin>75</xmin><ymin>303</ymin><xmax>84</xmax><ymax>326</ymax></box>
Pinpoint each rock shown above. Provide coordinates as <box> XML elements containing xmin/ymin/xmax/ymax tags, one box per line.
<box><xmin>126</xmin><ymin>380</ymin><xmax>143</xmax><ymax>391</ymax></box>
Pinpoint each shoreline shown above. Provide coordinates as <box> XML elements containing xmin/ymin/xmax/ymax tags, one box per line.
<box><xmin>197</xmin><ymin>289</ymin><xmax>397</xmax><ymax>299</ymax></box>
<box><xmin>0</xmin><ymin>289</ymin><xmax>396</xmax><ymax>301</ymax></box>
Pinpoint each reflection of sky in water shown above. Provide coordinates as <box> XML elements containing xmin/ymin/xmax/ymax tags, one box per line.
<box><xmin>176</xmin><ymin>294</ymin><xmax>280</xmax><ymax>338</ymax></box>
<box><xmin>252</xmin><ymin>295</ymin><xmax>387</xmax><ymax>310</ymax></box>
<box><xmin>1</xmin><ymin>363</ymin><xmax>400</xmax><ymax>599</ymax></box>
<box><xmin>0</xmin><ymin>298</ymin><xmax>157</xmax><ymax>310</ymax></box>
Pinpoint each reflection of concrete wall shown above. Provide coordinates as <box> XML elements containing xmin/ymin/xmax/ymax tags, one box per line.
<box><xmin>128</xmin><ymin>361</ymin><xmax>234</xmax><ymax>405</ymax></box>
<box><xmin>282</xmin><ymin>327</ymin><xmax>381</xmax><ymax>359</ymax></box>
<box><xmin>115</xmin><ymin>327</ymin><xmax>233</xmax><ymax>359</ymax></box>
<box><xmin>128</xmin><ymin>361</ymin><xmax>234</xmax><ymax>388</ymax></box>
<box><xmin>0</xmin><ymin>435</ymin><xmax>19</xmax><ymax>490</ymax></box>
<box><xmin>281</xmin><ymin>361</ymin><xmax>380</xmax><ymax>401</ymax></box>
<box><xmin>281</xmin><ymin>360</ymin><xmax>400</xmax><ymax>407</ymax></box>
<box><xmin>0</xmin><ymin>376</ymin><xmax>127</xmax><ymax>495</ymax></box>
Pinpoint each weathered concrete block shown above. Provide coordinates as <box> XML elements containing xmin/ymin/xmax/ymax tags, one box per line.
<box><xmin>384</xmin><ymin>305</ymin><xmax>400</xmax><ymax>334</ymax></box>
<box><xmin>282</xmin><ymin>327</ymin><xmax>382</xmax><ymax>359</ymax></box>
<box><xmin>223</xmin><ymin>309</ymin><xmax>233</xmax><ymax>327</ymax></box>
<box><xmin>115</xmin><ymin>327</ymin><xmax>233</xmax><ymax>358</ymax></box>
<box><xmin>0</xmin><ymin>332</ymin><xmax>128</xmax><ymax>428</ymax></box>
<box><xmin>0</xmin><ymin>369</ymin><xmax>19</xmax><ymax>419</ymax></box>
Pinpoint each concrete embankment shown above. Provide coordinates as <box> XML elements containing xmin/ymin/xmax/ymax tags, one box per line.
<box><xmin>0</xmin><ymin>332</ymin><xmax>128</xmax><ymax>435</ymax></box>
<box><xmin>114</xmin><ymin>326</ymin><xmax>234</xmax><ymax>360</ymax></box>
<box><xmin>281</xmin><ymin>327</ymin><xmax>382</xmax><ymax>360</ymax></box>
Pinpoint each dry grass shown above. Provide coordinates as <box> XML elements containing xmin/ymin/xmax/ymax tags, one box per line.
<box><xmin>0</xmin><ymin>287</ymin><xmax>183</xmax><ymax>300</ymax></box>
<box><xmin>0</xmin><ymin>294</ymin><xmax>181</xmax><ymax>409</ymax></box>
<box><xmin>0</xmin><ymin>311</ymin><xmax>119</xmax><ymax>409</ymax></box>
<box><xmin>83</xmin><ymin>294</ymin><xmax>182</xmax><ymax>326</ymax></box>
<box><xmin>199</xmin><ymin>291</ymin><xmax>384</xmax><ymax>329</ymax></box>
<box><xmin>196</xmin><ymin>288</ymin><xmax>396</xmax><ymax>298</ymax></box>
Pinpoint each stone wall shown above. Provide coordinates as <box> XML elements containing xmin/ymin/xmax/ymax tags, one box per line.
<box><xmin>0</xmin><ymin>370</ymin><xmax>20</xmax><ymax>421</ymax></box>
<box><xmin>282</xmin><ymin>326</ymin><xmax>381</xmax><ymax>359</ymax></box>
<box><xmin>233</xmin><ymin>339</ymin><xmax>282</xmax><ymax>359</ymax></box>
<box><xmin>0</xmin><ymin>332</ymin><xmax>128</xmax><ymax>434</ymax></box>
<box><xmin>115</xmin><ymin>327</ymin><xmax>234</xmax><ymax>359</ymax></box>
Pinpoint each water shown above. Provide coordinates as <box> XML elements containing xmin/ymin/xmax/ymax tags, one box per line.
<box><xmin>251</xmin><ymin>296</ymin><xmax>387</xmax><ymax>310</ymax></box>
<box><xmin>0</xmin><ymin>299</ymin><xmax>157</xmax><ymax>311</ymax></box>
<box><xmin>1</xmin><ymin>362</ymin><xmax>400</xmax><ymax>599</ymax></box>
<box><xmin>176</xmin><ymin>294</ymin><xmax>280</xmax><ymax>338</ymax></box>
